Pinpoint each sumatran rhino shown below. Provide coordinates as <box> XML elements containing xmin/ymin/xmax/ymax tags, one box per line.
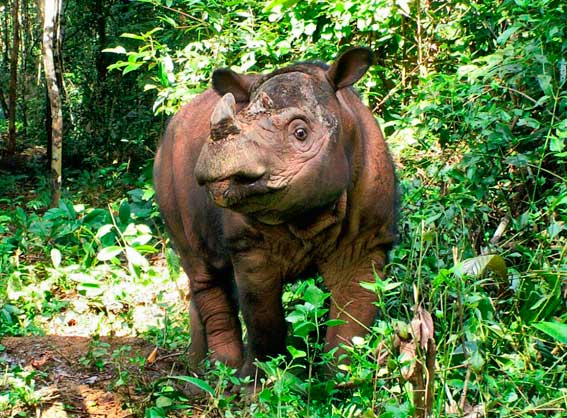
<box><xmin>153</xmin><ymin>47</ymin><xmax>397</xmax><ymax>376</ymax></box>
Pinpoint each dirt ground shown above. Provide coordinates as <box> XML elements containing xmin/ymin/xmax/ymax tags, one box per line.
<box><xmin>1</xmin><ymin>335</ymin><xmax>189</xmax><ymax>418</ymax></box>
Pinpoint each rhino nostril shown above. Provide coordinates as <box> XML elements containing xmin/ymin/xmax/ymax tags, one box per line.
<box><xmin>233</xmin><ymin>172</ymin><xmax>265</xmax><ymax>185</ymax></box>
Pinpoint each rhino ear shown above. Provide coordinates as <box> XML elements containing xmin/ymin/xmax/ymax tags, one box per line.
<box><xmin>327</xmin><ymin>47</ymin><xmax>373</xmax><ymax>90</ymax></box>
<box><xmin>212</xmin><ymin>69</ymin><xmax>258</xmax><ymax>103</ymax></box>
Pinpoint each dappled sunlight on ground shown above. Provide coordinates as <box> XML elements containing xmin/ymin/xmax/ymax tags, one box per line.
<box><xmin>1</xmin><ymin>263</ymin><xmax>194</xmax><ymax>417</ymax></box>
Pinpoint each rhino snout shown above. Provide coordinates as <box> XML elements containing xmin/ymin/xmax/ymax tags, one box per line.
<box><xmin>195</xmin><ymin>159</ymin><xmax>267</xmax><ymax>186</ymax></box>
<box><xmin>203</xmin><ymin>170</ymin><xmax>272</xmax><ymax>208</ymax></box>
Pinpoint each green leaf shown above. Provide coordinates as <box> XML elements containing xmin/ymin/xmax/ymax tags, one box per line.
<box><xmin>157</xmin><ymin>55</ymin><xmax>174</xmax><ymax>88</ymax></box>
<box><xmin>264</xmin><ymin>0</ymin><xmax>300</xmax><ymax>12</ymax></box>
<box><xmin>97</xmin><ymin>246</ymin><xmax>123</xmax><ymax>261</ymax></box>
<box><xmin>496</xmin><ymin>25</ymin><xmax>519</xmax><ymax>45</ymax></box>
<box><xmin>155</xmin><ymin>396</ymin><xmax>173</xmax><ymax>408</ymax></box>
<box><xmin>303</xmin><ymin>284</ymin><xmax>327</xmax><ymax>308</ymax></box>
<box><xmin>550</xmin><ymin>136</ymin><xmax>565</xmax><ymax>152</ymax></box>
<box><xmin>118</xmin><ymin>200</ymin><xmax>131</xmax><ymax>224</ymax></box>
<box><xmin>145</xmin><ymin>407</ymin><xmax>166</xmax><ymax>418</ymax></box>
<box><xmin>96</xmin><ymin>224</ymin><xmax>114</xmax><ymax>238</ymax></box>
<box><xmin>461</xmin><ymin>254</ymin><xmax>507</xmax><ymax>278</ymax></box>
<box><xmin>536</xmin><ymin>74</ymin><xmax>553</xmax><ymax>97</ymax></box>
<box><xmin>534</xmin><ymin>322</ymin><xmax>567</xmax><ymax>344</ymax></box>
<box><xmin>123</xmin><ymin>63</ymin><xmax>142</xmax><ymax>75</ymax></box>
<box><xmin>324</xmin><ymin>319</ymin><xmax>347</xmax><ymax>327</ymax></box>
<box><xmin>286</xmin><ymin>310</ymin><xmax>305</xmax><ymax>324</ymax></box>
<box><xmin>77</xmin><ymin>281</ymin><xmax>102</xmax><ymax>290</ymax></box>
<box><xmin>83</xmin><ymin>209</ymin><xmax>109</xmax><ymax>225</ymax></box>
<box><xmin>167</xmin><ymin>376</ymin><xmax>215</xmax><ymax>396</ymax></box>
<box><xmin>287</xmin><ymin>346</ymin><xmax>306</xmax><ymax>359</ymax></box>
<box><xmin>293</xmin><ymin>321</ymin><xmax>316</xmax><ymax>338</ymax></box>
<box><xmin>120</xmin><ymin>32</ymin><xmax>145</xmax><ymax>40</ymax></box>
<box><xmin>132</xmin><ymin>244</ymin><xmax>158</xmax><ymax>254</ymax></box>
<box><xmin>157</xmin><ymin>62</ymin><xmax>169</xmax><ymax>87</ymax></box>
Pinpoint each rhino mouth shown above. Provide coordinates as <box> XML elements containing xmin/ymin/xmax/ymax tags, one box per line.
<box><xmin>205</xmin><ymin>177</ymin><xmax>281</xmax><ymax>209</ymax></box>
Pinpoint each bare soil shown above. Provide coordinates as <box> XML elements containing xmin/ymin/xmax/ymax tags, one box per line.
<box><xmin>1</xmin><ymin>336</ymin><xmax>187</xmax><ymax>417</ymax></box>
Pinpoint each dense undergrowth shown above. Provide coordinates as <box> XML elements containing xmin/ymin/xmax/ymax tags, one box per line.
<box><xmin>1</xmin><ymin>0</ymin><xmax>567</xmax><ymax>416</ymax></box>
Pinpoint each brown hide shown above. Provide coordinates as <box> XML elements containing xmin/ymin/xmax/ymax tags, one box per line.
<box><xmin>153</xmin><ymin>48</ymin><xmax>397</xmax><ymax>376</ymax></box>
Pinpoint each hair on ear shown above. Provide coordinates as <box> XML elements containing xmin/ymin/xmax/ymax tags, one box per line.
<box><xmin>327</xmin><ymin>47</ymin><xmax>374</xmax><ymax>90</ymax></box>
<box><xmin>212</xmin><ymin>69</ymin><xmax>258</xmax><ymax>103</ymax></box>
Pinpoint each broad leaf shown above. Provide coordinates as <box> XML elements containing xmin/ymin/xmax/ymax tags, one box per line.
<box><xmin>125</xmin><ymin>246</ymin><xmax>149</xmax><ymax>268</ymax></box>
<box><xmin>534</xmin><ymin>322</ymin><xmax>567</xmax><ymax>344</ymax></box>
<box><xmin>461</xmin><ymin>254</ymin><xmax>507</xmax><ymax>278</ymax></box>
<box><xmin>97</xmin><ymin>246</ymin><xmax>123</xmax><ymax>261</ymax></box>
<box><xmin>167</xmin><ymin>376</ymin><xmax>215</xmax><ymax>396</ymax></box>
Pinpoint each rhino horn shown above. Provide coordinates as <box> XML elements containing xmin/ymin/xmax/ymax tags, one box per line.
<box><xmin>211</xmin><ymin>93</ymin><xmax>240</xmax><ymax>141</ymax></box>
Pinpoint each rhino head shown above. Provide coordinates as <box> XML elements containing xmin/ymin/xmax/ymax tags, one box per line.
<box><xmin>194</xmin><ymin>48</ymin><xmax>373</xmax><ymax>225</ymax></box>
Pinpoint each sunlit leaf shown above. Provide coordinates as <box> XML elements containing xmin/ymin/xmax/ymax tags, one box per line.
<box><xmin>550</xmin><ymin>136</ymin><xmax>565</xmax><ymax>152</ymax></box>
<box><xmin>461</xmin><ymin>254</ymin><xmax>507</xmax><ymax>278</ymax></box>
<box><xmin>50</xmin><ymin>248</ymin><xmax>62</xmax><ymax>268</ymax></box>
<box><xmin>123</xmin><ymin>63</ymin><xmax>142</xmax><ymax>75</ymax></box>
<box><xmin>264</xmin><ymin>0</ymin><xmax>300</xmax><ymax>12</ymax></box>
<box><xmin>97</xmin><ymin>246</ymin><xmax>123</xmax><ymax>261</ymax></box>
<box><xmin>102</xmin><ymin>46</ymin><xmax>126</xmax><ymax>54</ymax></box>
<box><xmin>125</xmin><ymin>246</ymin><xmax>149</xmax><ymax>268</ymax></box>
<box><xmin>303</xmin><ymin>284</ymin><xmax>327</xmax><ymax>308</ymax></box>
<box><xmin>96</xmin><ymin>224</ymin><xmax>114</xmax><ymax>238</ymax></box>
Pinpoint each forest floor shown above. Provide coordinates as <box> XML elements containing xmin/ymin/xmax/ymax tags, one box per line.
<box><xmin>2</xmin><ymin>335</ymin><xmax>163</xmax><ymax>417</ymax></box>
<box><xmin>0</xmin><ymin>152</ymin><xmax>215</xmax><ymax>417</ymax></box>
<box><xmin>0</xmin><ymin>267</ymin><xmax>203</xmax><ymax>418</ymax></box>
<box><xmin>0</xmin><ymin>264</ymin><xmax>209</xmax><ymax>418</ymax></box>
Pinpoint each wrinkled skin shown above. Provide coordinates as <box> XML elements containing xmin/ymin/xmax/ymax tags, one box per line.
<box><xmin>153</xmin><ymin>48</ymin><xmax>397</xmax><ymax>376</ymax></box>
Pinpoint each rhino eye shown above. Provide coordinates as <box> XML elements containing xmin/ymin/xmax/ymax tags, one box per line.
<box><xmin>294</xmin><ymin>127</ymin><xmax>308</xmax><ymax>141</ymax></box>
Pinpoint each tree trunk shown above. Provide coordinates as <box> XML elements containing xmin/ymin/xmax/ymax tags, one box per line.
<box><xmin>6</xmin><ymin>0</ymin><xmax>20</xmax><ymax>157</ymax></box>
<box><xmin>0</xmin><ymin>87</ymin><xmax>8</xmax><ymax>119</ymax></box>
<box><xmin>94</xmin><ymin>0</ymin><xmax>107</xmax><ymax>82</ymax></box>
<box><xmin>20</xmin><ymin>0</ymin><xmax>32</xmax><ymax>137</ymax></box>
<box><xmin>42</xmin><ymin>0</ymin><xmax>63</xmax><ymax>208</ymax></box>
<box><xmin>45</xmin><ymin>87</ymin><xmax>52</xmax><ymax>167</ymax></box>
<box><xmin>1</xmin><ymin>6</ymin><xmax>11</xmax><ymax>118</ymax></box>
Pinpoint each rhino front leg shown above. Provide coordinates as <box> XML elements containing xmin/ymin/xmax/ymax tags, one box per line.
<box><xmin>188</xmin><ymin>299</ymin><xmax>207</xmax><ymax>367</ymax></box>
<box><xmin>183</xmin><ymin>258</ymin><xmax>244</xmax><ymax>369</ymax></box>
<box><xmin>233</xmin><ymin>255</ymin><xmax>286</xmax><ymax>377</ymax></box>
<box><xmin>322</xmin><ymin>249</ymin><xmax>387</xmax><ymax>355</ymax></box>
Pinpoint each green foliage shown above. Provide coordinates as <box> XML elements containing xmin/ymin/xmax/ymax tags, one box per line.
<box><xmin>0</xmin><ymin>365</ymin><xmax>43</xmax><ymax>413</ymax></box>
<box><xmin>1</xmin><ymin>0</ymin><xmax>566</xmax><ymax>416</ymax></box>
<box><xmin>0</xmin><ymin>164</ymin><xmax>183</xmax><ymax>339</ymax></box>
